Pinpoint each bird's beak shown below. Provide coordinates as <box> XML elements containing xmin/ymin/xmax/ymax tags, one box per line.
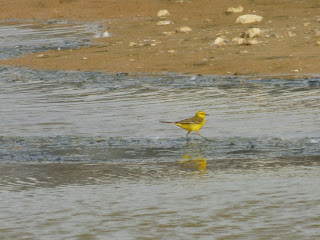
<box><xmin>206</xmin><ymin>114</ymin><xmax>210</xmax><ymax>116</ymax></box>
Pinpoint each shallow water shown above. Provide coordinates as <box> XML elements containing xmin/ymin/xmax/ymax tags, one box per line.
<box><xmin>1</xmin><ymin>160</ymin><xmax>320</xmax><ymax>239</ymax></box>
<box><xmin>0</xmin><ymin>20</ymin><xmax>320</xmax><ymax>239</ymax></box>
<box><xmin>1</xmin><ymin>66</ymin><xmax>320</xmax><ymax>239</ymax></box>
<box><xmin>0</xmin><ymin>20</ymin><xmax>103</xmax><ymax>59</ymax></box>
<box><xmin>0</xmin><ymin>68</ymin><xmax>319</xmax><ymax>139</ymax></box>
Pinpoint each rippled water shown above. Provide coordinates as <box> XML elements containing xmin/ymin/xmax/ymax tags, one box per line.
<box><xmin>1</xmin><ymin>68</ymin><xmax>319</xmax><ymax>138</ymax></box>
<box><xmin>1</xmin><ymin>13</ymin><xmax>320</xmax><ymax>235</ymax></box>
<box><xmin>0</xmin><ymin>20</ymin><xmax>103</xmax><ymax>59</ymax></box>
<box><xmin>1</xmin><ymin>66</ymin><xmax>320</xmax><ymax>239</ymax></box>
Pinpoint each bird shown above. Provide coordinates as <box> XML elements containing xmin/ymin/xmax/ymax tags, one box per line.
<box><xmin>160</xmin><ymin>111</ymin><xmax>209</xmax><ymax>141</ymax></box>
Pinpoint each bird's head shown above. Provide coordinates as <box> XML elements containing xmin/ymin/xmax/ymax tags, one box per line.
<box><xmin>195</xmin><ymin>111</ymin><xmax>208</xmax><ymax>118</ymax></box>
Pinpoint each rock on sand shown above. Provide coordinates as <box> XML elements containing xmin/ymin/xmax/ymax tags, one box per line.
<box><xmin>227</xmin><ymin>6</ymin><xmax>243</xmax><ymax>13</ymax></box>
<box><xmin>313</xmin><ymin>29</ymin><xmax>320</xmax><ymax>37</ymax></box>
<box><xmin>176</xmin><ymin>26</ymin><xmax>192</xmax><ymax>33</ymax></box>
<box><xmin>157</xmin><ymin>20</ymin><xmax>173</xmax><ymax>26</ymax></box>
<box><xmin>232</xmin><ymin>37</ymin><xmax>246</xmax><ymax>45</ymax></box>
<box><xmin>236</xmin><ymin>15</ymin><xmax>263</xmax><ymax>24</ymax></box>
<box><xmin>245</xmin><ymin>28</ymin><xmax>261</xmax><ymax>38</ymax></box>
<box><xmin>162</xmin><ymin>31</ymin><xmax>175</xmax><ymax>36</ymax></box>
<box><xmin>102</xmin><ymin>31</ymin><xmax>110</xmax><ymax>37</ymax></box>
<box><xmin>213</xmin><ymin>37</ymin><xmax>228</xmax><ymax>46</ymax></box>
<box><xmin>232</xmin><ymin>37</ymin><xmax>261</xmax><ymax>45</ymax></box>
<box><xmin>157</xmin><ymin>10</ymin><xmax>170</xmax><ymax>17</ymax></box>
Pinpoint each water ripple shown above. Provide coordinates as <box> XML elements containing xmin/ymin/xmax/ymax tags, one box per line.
<box><xmin>0</xmin><ymin>68</ymin><xmax>319</xmax><ymax>138</ymax></box>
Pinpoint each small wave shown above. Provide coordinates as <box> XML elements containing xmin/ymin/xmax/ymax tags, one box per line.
<box><xmin>0</xmin><ymin>136</ymin><xmax>319</xmax><ymax>163</ymax></box>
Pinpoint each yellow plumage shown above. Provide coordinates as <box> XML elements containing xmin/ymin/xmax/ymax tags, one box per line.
<box><xmin>160</xmin><ymin>111</ymin><xmax>209</xmax><ymax>141</ymax></box>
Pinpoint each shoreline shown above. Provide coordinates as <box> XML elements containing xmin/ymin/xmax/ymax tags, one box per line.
<box><xmin>1</xmin><ymin>0</ymin><xmax>320</xmax><ymax>76</ymax></box>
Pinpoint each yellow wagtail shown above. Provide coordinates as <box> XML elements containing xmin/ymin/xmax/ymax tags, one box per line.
<box><xmin>160</xmin><ymin>111</ymin><xmax>209</xmax><ymax>141</ymax></box>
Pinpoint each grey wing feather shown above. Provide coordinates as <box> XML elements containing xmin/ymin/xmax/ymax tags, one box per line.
<box><xmin>176</xmin><ymin>117</ymin><xmax>202</xmax><ymax>124</ymax></box>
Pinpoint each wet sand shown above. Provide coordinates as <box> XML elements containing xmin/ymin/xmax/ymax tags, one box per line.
<box><xmin>1</xmin><ymin>0</ymin><xmax>320</xmax><ymax>75</ymax></box>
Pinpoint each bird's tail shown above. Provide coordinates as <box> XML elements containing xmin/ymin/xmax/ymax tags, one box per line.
<box><xmin>159</xmin><ymin>121</ymin><xmax>174</xmax><ymax>124</ymax></box>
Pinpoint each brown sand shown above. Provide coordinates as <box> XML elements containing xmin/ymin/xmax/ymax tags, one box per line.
<box><xmin>1</xmin><ymin>0</ymin><xmax>320</xmax><ymax>75</ymax></box>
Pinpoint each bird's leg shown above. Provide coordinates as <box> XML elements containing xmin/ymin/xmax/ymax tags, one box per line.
<box><xmin>197</xmin><ymin>131</ymin><xmax>210</xmax><ymax>141</ymax></box>
<box><xmin>186</xmin><ymin>131</ymin><xmax>191</xmax><ymax>141</ymax></box>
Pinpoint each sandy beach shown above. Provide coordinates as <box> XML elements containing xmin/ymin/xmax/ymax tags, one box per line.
<box><xmin>1</xmin><ymin>0</ymin><xmax>320</xmax><ymax>75</ymax></box>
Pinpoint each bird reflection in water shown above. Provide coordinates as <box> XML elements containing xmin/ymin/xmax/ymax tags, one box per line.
<box><xmin>178</xmin><ymin>155</ymin><xmax>207</xmax><ymax>173</ymax></box>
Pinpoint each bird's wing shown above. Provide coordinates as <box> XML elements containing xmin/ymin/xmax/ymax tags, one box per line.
<box><xmin>175</xmin><ymin>117</ymin><xmax>202</xmax><ymax>125</ymax></box>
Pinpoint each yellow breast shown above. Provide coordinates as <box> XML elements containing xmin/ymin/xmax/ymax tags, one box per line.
<box><xmin>176</xmin><ymin>118</ymin><xmax>205</xmax><ymax>132</ymax></box>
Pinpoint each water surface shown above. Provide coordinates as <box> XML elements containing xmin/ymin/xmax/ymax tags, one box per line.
<box><xmin>0</xmin><ymin>20</ymin><xmax>103</xmax><ymax>59</ymax></box>
<box><xmin>0</xmin><ymin>65</ymin><xmax>320</xmax><ymax>239</ymax></box>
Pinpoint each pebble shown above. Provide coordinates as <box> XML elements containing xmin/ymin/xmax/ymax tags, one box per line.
<box><xmin>232</xmin><ymin>37</ymin><xmax>261</xmax><ymax>45</ymax></box>
<box><xmin>236</xmin><ymin>15</ymin><xmax>263</xmax><ymax>24</ymax></box>
<box><xmin>245</xmin><ymin>28</ymin><xmax>261</xmax><ymax>38</ymax></box>
<box><xmin>313</xmin><ymin>29</ymin><xmax>320</xmax><ymax>37</ymax></box>
<box><xmin>232</xmin><ymin>37</ymin><xmax>246</xmax><ymax>45</ymax></box>
<box><xmin>316</xmin><ymin>41</ymin><xmax>320</xmax><ymax>45</ymax></box>
<box><xmin>213</xmin><ymin>37</ymin><xmax>228</xmax><ymax>46</ymax></box>
<box><xmin>129</xmin><ymin>42</ymin><xmax>137</xmax><ymax>47</ymax></box>
<box><xmin>288</xmin><ymin>31</ymin><xmax>297</xmax><ymax>37</ymax></box>
<box><xmin>162</xmin><ymin>31</ymin><xmax>175</xmax><ymax>36</ymax></box>
<box><xmin>157</xmin><ymin>9</ymin><xmax>170</xmax><ymax>17</ymax></box>
<box><xmin>36</xmin><ymin>54</ymin><xmax>49</xmax><ymax>58</ymax></box>
<box><xmin>227</xmin><ymin>6</ymin><xmax>243</xmax><ymax>13</ymax></box>
<box><xmin>157</xmin><ymin>21</ymin><xmax>173</xmax><ymax>26</ymax></box>
<box><xmin>176</xmin><ymin>26</ymin><xmax>192</xmax><ymax>33</ymax></box>
<box><xmin>168</xmin><ymin>50</ymin><xmax>176</xmax><ymax>53</ymax></box>
<box><xmin>246</xmin><ymin>39</ymin><xmax>261</xmax><ymax>45</ymax></box>
<box><xmin>102</xmin><ymin>31</ymin><xmax>110</xmax><ymax>37</ymax></box>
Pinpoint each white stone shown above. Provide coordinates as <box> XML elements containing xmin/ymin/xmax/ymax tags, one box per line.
<box><xmin>157</xmin><ymin>9</ymin><xmax>170</xmax><ymax>17</ymax></box>
<box><xmin>157</xmin><ymin>21</ymin><xmax>173</xmax><ymax>26</ymax></box>
<box><xmin>246</xmin><ymin>39</ymin><xmax>262</xmax><ymax>45</ymax></box>
<box><xmin>129</xmin><ymin>42</ymin><xmax>137</xmax><ymax>47</ymax></box>
<box><xmin>227</xmin><ymin>6</ymin><xmax>243</xmax><ymax>13</ymax></box>
<box><xmin>245</xmin><ymin>28</ymin><xmax>261</xmax><ymax>38</ymax></box>
<box><xmin>288</xmin><ymin>31</ymin><xmax>297</xmax><ymax>37</ymax></box>
<box><xmin>37</xmin><ymin>54</ymin><xmax>48</xmax><ymax>58</ymax></box>
<box><xmin>176</xmin><ymin>26</ymin><xmax>192</xmax><ymax>33</ymax></box>
<box><xmin>232</xmin><ymin>37</ymin><xmax>246</xmax><ymax>45</ymax></box>
<box><xmin>236</xmin><ymin>15</ymin><xmax>263</xmax><ymax>24</ymax></box>
<box><xmin>102</xmin><ymin>31</ymin><xmax>110</xmax><ymax>37</ymax></box>
<box><xmin>313</xmin><ymin>29</ymin><xmax>320</xmax><ymax>37</ymax></box>
<box><xmin>162</xmin><ymin>31</ymin><xmax>175</xmax><ymax>36</ymax></box>
<box><xmin>213</xmin><ymin>37</ymin><xmax>228</xmax><ymax>46</ymax></box>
